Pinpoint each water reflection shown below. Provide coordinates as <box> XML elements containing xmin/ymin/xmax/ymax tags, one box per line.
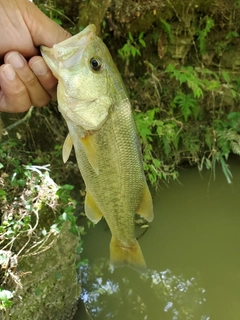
<box><xmin>79</xmin><ymin>259</ymin><xmax>209</xmax><ymax>320</ymax></box>
<box><xmin>74</xmin><ymin>157</ymin><xmax>240</xmax><ymax>320</ymax></box>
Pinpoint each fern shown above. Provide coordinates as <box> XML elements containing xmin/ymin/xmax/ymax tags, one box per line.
<box><xmin>216</xmin><ymin>128</ymin><xmax>240</xmax><ymax>160</ymax></box>
<box><xmin>197</xmin><ymin>16</ymin><xmax>215</xmax><ymax>55</ymax></box>
<box><xmin>173</xmin><ymin>91</ymin><xmax>199</xmax><ymax>121</ymax></box>
<box><xmin>160</xmin><ymin>18</ymin><xmax>174</xmax><ymax>43</ymax></box>
<box><xmin>166</xmin><ymin>64</ymin><xmax>204</xmax><ymax>98</ymax></box>
<box><xmin>224</xmin><ymin>129</ymin><xmax>240</xmax><ymax>155</ymax></box>
<box><xmin>227</xmin><ymin>112</ymin><xmax>240</xmax><ymax>131</ymax></box>
<box><xmin>231</xmin><ymin>140</ymin><xmax>240</xmax><ymax>155</ymax></box>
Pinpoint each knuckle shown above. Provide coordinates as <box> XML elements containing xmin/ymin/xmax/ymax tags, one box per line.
<box><xmin>10</xmin><ymin>82</ymin><xmax>27</xmax><ymax>98</ymax></box>
<box><xmin>23</xmin><ymin>73</ymin><xmax>38</xmax><ymax>88</ymax></box>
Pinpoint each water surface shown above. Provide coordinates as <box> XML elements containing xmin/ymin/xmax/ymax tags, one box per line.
<box><xmin>74</xmin><ymin>157</ymin><xmax>240</xmax><ymax>320</ymax></box>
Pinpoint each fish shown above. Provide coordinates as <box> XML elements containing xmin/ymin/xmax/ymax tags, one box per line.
<box><xmin>40</xmin><ymin>24</ymin><xmax>153</xmax><ymax>273</ymax></box>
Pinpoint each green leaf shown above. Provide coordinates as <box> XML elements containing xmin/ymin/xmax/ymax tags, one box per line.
<box><xmin>128</xmin><ymin>32</ymin><xmax>134</xmax><ymax>42</ymax></box>
<box><xmin>226</xmin><ymin>31</ymin><xmax>239</xmax><ymax>39</ymax></box>
<box><xmin>153</xmin><ymin>158</ymin><xmax>161</xmax><ymax>168</ymax></box>
<box><xmin>221</xmin><ymin>71</ymin><xmax>230</xmax><ymax>83</ymax></box>
<box><xmin>220</xmin><ymin>156</ymin><xmax>232</xmax><ymax>184</ymax></box>
<box><xmin>0</xmin><ymin>189</ymin><xmax>6</xmax><ymax>196</ymax></box>
<box><xmin>139</xmin><ymin>38</ymin><xmax>146</xmax><ymax>48</ymax></box>
<box><xmin>160</xmin><ymin>18</ymin><xmax>174</xmax><ymax>42</ymax></box>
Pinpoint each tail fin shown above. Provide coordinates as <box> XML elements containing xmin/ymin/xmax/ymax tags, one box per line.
<box><xmin>110</xmin><ymin>237</ymin><xmax>147</xmax><ymax>273</ymax></box>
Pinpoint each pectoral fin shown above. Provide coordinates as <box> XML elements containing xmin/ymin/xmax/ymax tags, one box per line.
<box><xmin>62</xmin><ymin>133</ymin><xmax>73</xmax><ymax>163</ymax></box>
<box><xmin>81</xmin><ymin>134</ymin><xmax>99</xmax><ymax>175</ymax></box>
<box><xmin>85</xmin><ymin>190</ymin><xmax>103</xmax><ymax>224</ymax></box>
<box><xmin>136</xmin><ymin>182</ymin><xmax>154</xmax><ymax>222</ymax></box>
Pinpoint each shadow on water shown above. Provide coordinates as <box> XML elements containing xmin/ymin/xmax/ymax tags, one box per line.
<box><xmin>74</xmin><ymin>156</ymin><xmax>240</xmax><ymax>320</ymax></box>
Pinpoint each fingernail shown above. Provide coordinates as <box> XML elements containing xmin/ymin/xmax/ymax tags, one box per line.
<box><xmin>31</xmin><ymin>59</ymin><xmax>48</xmax><ymax>76</ymax></box>
<box><xmin>3</xmin><ymin>64</ymin><xmax>16</xmax><ymax>81</ymax></box>
<box><xmin>6</xmin><ymin>52</ymin><xmax>25</xmax><ymax>68</ymax></box>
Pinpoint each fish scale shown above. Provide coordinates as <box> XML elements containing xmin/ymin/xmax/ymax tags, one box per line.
<box><xmin>41</xmin><ymin>24</ymin><xmax>154</xmax><ymax>272</ymax></box>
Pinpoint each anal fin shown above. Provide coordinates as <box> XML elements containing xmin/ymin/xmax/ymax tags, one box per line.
<box><xmin>136</xmin><ymin>182</ymin><xmax>154</xmax><ymax>222</ymax></box>
<box><xmin>85</xmin><ymin>190</ymin><xmax>103</xmax><ymax>224</ymax></box>
<box><xmin>110</xmin><ymin>237</ymin><xmax>147</xmax><ymax>273</ymax></box>
<box><xmin>81</xmin><ymin>134</ymin><xmax>99</xmax><ymax>175</ymax></box>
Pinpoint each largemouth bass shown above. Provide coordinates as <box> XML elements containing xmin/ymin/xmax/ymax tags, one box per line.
<box><xmin>41</xmin><ymin>24</ymin><xmax>153</xmax><ymax>272</ymax></box>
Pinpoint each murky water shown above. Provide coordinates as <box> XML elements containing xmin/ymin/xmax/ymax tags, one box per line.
<box><xmin>73</xmin><ymin>157</ymin><xmax>240</xmax><ymax>320</ymax></box>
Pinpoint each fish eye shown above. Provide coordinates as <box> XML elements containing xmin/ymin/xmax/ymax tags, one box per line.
<box><xmin>90</xmin><ymin>58</ymin><xmax>102</xmax><ymax>71</ymax></box>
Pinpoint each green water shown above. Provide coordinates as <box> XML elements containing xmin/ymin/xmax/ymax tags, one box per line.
<box><xmin>74</xmin><ymin>157</ymin><xmax>240</xmax><ymax>320</ymax></box>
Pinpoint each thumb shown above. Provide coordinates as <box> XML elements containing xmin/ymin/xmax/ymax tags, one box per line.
<box><xmin>24</xmin><ymin>1</ymin><xmax>71</xmax><ymax>47</ymax></box>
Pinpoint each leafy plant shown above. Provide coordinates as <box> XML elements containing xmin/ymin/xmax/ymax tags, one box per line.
<box><xmin>135</xmin><ymin>109</ymin><xmax>179</xmax><ymax>184</ymax></box>
<box><xmin>118</xmin><ymin>32</ymin><xmax>146</xmax><ymax>60</ymax></box>
<box><xmin>197</xmin><ymin>16</ymin><xmax>214</xmax><ymax>55</ymax></box>
<box><xmin>166</xmin><ymin>64</ymin><xmax>205</xmax><ymax>98</ymax></box>
<box><xmin>160</xmin><ymin>18</ymin><xmax>174</xmax><ymax>43</ymax></box>
<box><xmin>142</xmin><ymin>57</ymin><xmax>240</xmax><ymax>184</ymax></box>
<box><xmin>171</xmin><ymin>91</ymin><xmax>199</xmax><ymax>122</ymax></box>
<box><xmin>0</xmin><ymin>142</ymin><xmax>86</xmax><ymax>298</ymax></box>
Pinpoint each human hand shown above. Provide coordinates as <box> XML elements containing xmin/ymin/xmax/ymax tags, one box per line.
<box><xmin>0</xmin><ymin>0</ymin><xmax>71</xmax><ymax>113</ymax></box>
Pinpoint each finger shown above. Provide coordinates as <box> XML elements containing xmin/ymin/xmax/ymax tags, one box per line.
<box><xmin>5</xmin><ymin>51</ymin><xmax>51</xmax><ymax>107</ymax></box>
<box><xmin>29</xmin><ymin>56</ymin><xmax>58</xmax><ymax>99</ymax></box>
<box><xmin>0</xmin><ymin>0</ymin><xmax>38</xmax><ymax>58</ymax></box>
<box><xmin>0</xmin><ymin>64</ymin><xmax>32</xmax><ymax>113</ymax></box>
<box><xmin>23</xmin><ymin>1</ymin><xmax>71</xmax><ymax>47</ymax></box>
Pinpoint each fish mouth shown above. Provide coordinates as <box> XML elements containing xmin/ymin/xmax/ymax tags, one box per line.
<box><xmin>54</xmin><ymin>25</ymin><xmax>96</xmax><ymax>52</ymax></box>
<box><xmin>53</xmin><ymin>24</ymin><xmax>97</xmax><ymax>68</ymax></box>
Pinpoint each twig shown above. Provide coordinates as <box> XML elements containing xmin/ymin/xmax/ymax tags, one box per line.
<box><xmin>2</xmin><ymin>106</ymin><xmax>34</xmax><ymax>134</ymax></box>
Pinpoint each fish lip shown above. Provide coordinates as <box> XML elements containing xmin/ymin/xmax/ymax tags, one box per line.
<box><xmin>53</xmin><ymin>25</ymin><xmax>97</xmax><ymax>61</ymax></box>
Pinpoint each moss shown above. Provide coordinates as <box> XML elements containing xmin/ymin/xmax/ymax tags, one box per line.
<box><xmin>1</xmin><ymin>222</ymin><xmax>81</xmax><ymax>320</ymax></box>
